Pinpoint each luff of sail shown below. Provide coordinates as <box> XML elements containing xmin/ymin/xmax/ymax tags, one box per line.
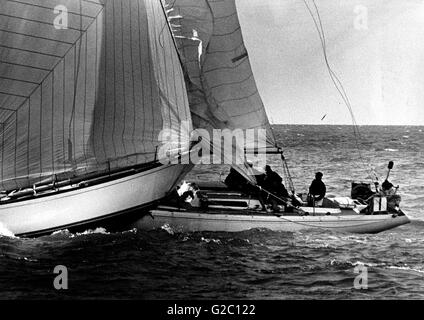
<box><xmin>0</xmin><ymin>0</ymin><xmax>192</xmax><ymax>191</ymax></box>
<box><xmin>165</xmin><ymin>0</ymin><xmax>277</xmax><ymax>153</ymax></box>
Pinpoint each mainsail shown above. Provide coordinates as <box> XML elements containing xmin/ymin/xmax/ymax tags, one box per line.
<box><xmin>165</xmin><ymin>0</ymin><xmax>277</xmax><ymax>152</ymax></box>
<box><xmin>0</xmin><ymin>0</ymin><xmax>192</xmax><ymax>191</ymax></box>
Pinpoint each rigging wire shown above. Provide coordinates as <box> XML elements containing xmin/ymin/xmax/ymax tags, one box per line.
<box><xmin>301</xmin><ymin>0</ymin><xmax>379</xmax><ymax>182</ymax></box>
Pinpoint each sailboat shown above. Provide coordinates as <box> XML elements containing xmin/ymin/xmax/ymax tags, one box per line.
<box><xmin>0</xmin><ymin>0</ymin><xmax>195</xmax><ymax>237</ymax></box>
<box><xmin>0</xmin><ymin>0</ymin><xmax>410</xmax><ymax>237</ymax></box>
<box><xmin>135</xmin><ymin>0</ymin><xmax>410</xmax><ymax>234</ymax></box>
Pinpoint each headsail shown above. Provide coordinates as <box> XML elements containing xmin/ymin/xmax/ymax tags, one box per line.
<box><xmin>0</xmin><ymin>0</ymin><xmax>192</xmax><ymax>191</ymax></box>
<box><xmin>165</xmin><ymin>0</ymin><xmax>276</xmax><ymax>149</ymax></box>
<box><xmin>165</xmin><ymin>0</ymin><xmax>278</xmax><ymax>181</ymax></box>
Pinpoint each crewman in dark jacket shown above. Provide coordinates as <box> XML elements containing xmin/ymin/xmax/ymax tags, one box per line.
<box><xmin>225</xmin><ymin>168</ymin><xmax>247</xmax><ymax>191</ymax></box>
<box><xmin>262</xmin><ymin>165</ymin><xmax>289</xmax><ymax>198</ymax></box>
<box><xmin>308</xmin><ymin>172</ymin><xmax>326</xmax><ymax>206</ymax></box>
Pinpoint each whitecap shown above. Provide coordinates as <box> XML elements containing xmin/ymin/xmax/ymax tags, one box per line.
<box><xmin>201</xmin><ymin>237</ymin><xmax>221</xmax><ymax>244</ymax></box>
<box><xmin>71</xmin><ymin>227</ymin><xmax>109</xmax><ymax>237</ymax></box>
<box><xmin>161</xmin><ymin>224</ymin><xmax>175</xmax><ymax>235</ymax></box>
<box><xmin>387</xmin><ymin>266</ymin><xmax>424</xmax><ymax>274</ymax></box>
<box><xmin>122</xmin><ymin>228</ymin><xmax>138</xmax><ymax>234</ymax></box>
<box><xmin>330</xmin><ymin>260</ymin><xmax>386</xmax><ymax>268</ymax></box>
<box><xmin>352</xmin><ymin>261</ymin><xmax>384</xmax><ymax>267</ymax></box>
<box><xmin>51</xmin><ymin>229</ymin><xmax>71</xmax><ymax>236</ymax></box>
<box><xmin>0</xmin><ymin>222</ymin><xmax>15</xmax><ymax>238</ymax></box>
<box><xmin>23</xmin><ymin>257</ymin><xmax>38</xmax><ymax>262</ymax></box>
<box><xmin>80</xmin><ymin>227</ymin><xmax>108</xmax><ymax>235</ymax></box>
<box><xmin>384</xmin><ymin>148</ymin><xmax>399</xmax><ymax>152</ymax></box>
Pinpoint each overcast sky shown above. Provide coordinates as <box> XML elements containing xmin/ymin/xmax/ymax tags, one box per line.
<box><xmin>236</xmin><ymin>0</ymin><xmax>424</xmax><ymax>125</ymax></box>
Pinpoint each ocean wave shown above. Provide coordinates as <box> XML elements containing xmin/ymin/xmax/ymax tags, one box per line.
<box><xmin>329</xmin><ymin>259</ymin><xmax>386</xmax><ymax>268</ymax></box>
<box><xmin>328</xmin><ymin>259</ymin><xmax>424</xmax><ymax>277</ymax></box>
<box><xmin>73</xmin><ymin>227</ymin><xmax>109</xmax><ymax>237</ymax></box>
<box><xmin>175</xmin><ymin>232</ymin><xmax>252</xmax><ymax>246</ymax></box>
<box><xmin>21</xmin><ymin>256</ymin><xmax>38</xmax><ymax>262</ymax></box>
<box><xmin>50</xmin><ymin>229</ymin><xmax>72</xmax><ymax>236</ymax></box>
<box><xmin>122</xmin><ymin>228</ymin><xmax>138</xmax><ymax>234</ymax></box>
<box><xmin>161</xmin><ymin>224</ymin><xmax>176</xmax><ymax>235</ymax></box>
<box><xmin>49</xmin><ymin>227</ymin><xmax>110</xmax><ymax>239</ymax></box>
<box><xmin>200</xmin><ymin>237</ymin><xmax>222</xmax><ymax>244</ymax></box>
<box><xmin>384</xmin><ymin>148</ymin><xmax>399</xmax><ymax>152</ymax></box>
<box><xmin>1</xmin><ymin>254</ymin><xmax>38</xmax><ymax>262</ymax></box>
<box><xmin>387</xmin><ymin>266</ymin><xmax>424</xmax><ymax>274</ymax></box>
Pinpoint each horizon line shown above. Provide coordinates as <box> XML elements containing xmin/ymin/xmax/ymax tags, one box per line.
<box><xmin>270</xmin><ymin>123</ymin><xmax>424</xmax><ymax>127</ymax></box>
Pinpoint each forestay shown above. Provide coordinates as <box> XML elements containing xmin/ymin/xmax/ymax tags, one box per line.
<box><xmin>0</xmin><ymin>0</ymin><xmax>192</xmax><ymax>191</ymax></box>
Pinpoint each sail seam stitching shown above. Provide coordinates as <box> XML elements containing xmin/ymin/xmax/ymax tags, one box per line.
<box><xmin>3</xmin><ymin>5</ymin><xmax>105</xmax><ymax>119</ymax></box>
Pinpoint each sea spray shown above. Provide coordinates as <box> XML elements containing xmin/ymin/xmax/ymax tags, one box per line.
<box><xmin>161</xmin><ymin>224</ymin><xmax>175</xmax><ymax>235</ymax></box>
<box><xmin>68</xmin><ymin>227</ymin><xmax>110</xmax><ymax>238</ymax></box>
<box><xmin>0</xmin><ymin>222</ymin><xmax>15</xmax><ymax>238</ymax></box>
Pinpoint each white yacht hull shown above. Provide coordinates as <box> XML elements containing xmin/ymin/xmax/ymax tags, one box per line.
<box><xmin>137</xmin><ymin>207</ymin><xmax>410</xmax><ymax>234</ymax></box>
<box><xmin>0</xmin><ymin>164</ymin><xmax>192</xmax><ymax>237</ymax></box>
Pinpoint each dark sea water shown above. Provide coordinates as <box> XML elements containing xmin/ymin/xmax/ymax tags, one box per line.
<box><xmin>0</xmin><ymin>125</ymin><xmax>423</xmax><ymax>299</ymax></box>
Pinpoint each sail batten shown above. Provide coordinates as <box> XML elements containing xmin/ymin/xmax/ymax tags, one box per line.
<box><xmin>0</xmin><ymin>0</ymin><xmax>192</xmax><ymax>191</ymax></box>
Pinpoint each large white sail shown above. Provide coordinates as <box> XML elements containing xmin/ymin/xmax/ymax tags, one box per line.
<box><xmin>165</xmin><ymin>0</ymin><xmax>277</xmax><ymax>151</ymax></box>
<box><xmin>0</xmin><ymin>0</ymin><xmax>192</xmax><ymax>191</ymax></box>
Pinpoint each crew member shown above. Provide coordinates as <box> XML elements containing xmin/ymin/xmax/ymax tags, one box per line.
<box><xmin>380</xmin><ymin>179</ymin><xmax>401</xmax><ymax>212</ymax></box>
<box><xmin>224</xmin><ymin>168</ymin><xmax>247</xmax><ymax>191</ymax></box>
<box><xmin>262</xmin><ymin>165</ymin><xmax>289</xmax><ymax>198</ymax></box>
<box><xmin>308</xmin><ymin>172</ymin><xmax>326</xmax><ymax>206</ymax></box>
<box><xmin>381</xmin><ymin>179</ymin><xmax>396</xmax><ymax>196</ymax></box>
